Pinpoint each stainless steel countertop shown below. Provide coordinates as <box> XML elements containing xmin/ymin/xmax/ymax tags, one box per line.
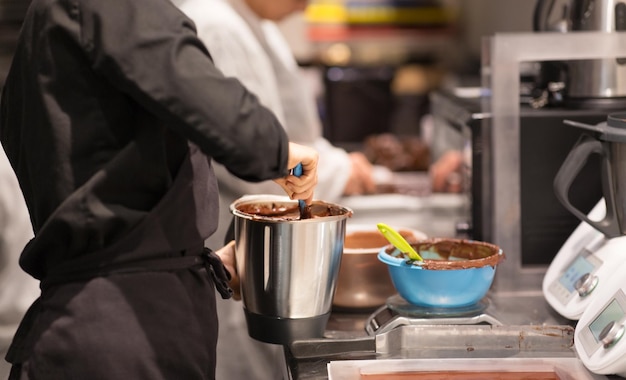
<box><xmin>280</xmin><ymin>193</ymin><xmax>619</xmax><ymax>380</ymax></box>
<box><xmin>283</xmin><ymin>291</ymin><xmax>595</xmax><ymax>380</ymax></box>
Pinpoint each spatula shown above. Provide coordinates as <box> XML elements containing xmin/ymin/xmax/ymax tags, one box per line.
<box><xmin>377</xmin><ymin>223</ymin><xmax>423</xmax><ymax>261</ymax></box>
<box><xmin>292</xmin><ymin>163</ymin><xmax>311</xmax><ymax>219</ymax></box>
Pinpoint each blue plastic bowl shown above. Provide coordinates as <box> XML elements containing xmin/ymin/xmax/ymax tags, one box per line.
<box><xmin>377</xmin><ymin>238</ymin><xmax>505</xmax><ymax>308</ymax></box>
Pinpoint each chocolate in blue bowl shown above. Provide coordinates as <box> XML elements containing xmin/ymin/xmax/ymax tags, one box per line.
<box><xmin>378</xmin><ymin>238</ymin><xmax>505</xmax><ymax>308</ymax></box>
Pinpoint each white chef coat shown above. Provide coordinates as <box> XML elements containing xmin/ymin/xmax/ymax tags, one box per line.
<box><xmin>174</xmin><ymin>0</ymin><xmax>351</xmax><ymax>221</ymax></box>
<box><xmin>0</xmin><ymin>145</ymin><xmax>39</xmax><ymax>378</ymax></box>
<box><xmin>173</xmin><ymin>0</ymin><xmax>352</xmax><ymax>378</ymax></box>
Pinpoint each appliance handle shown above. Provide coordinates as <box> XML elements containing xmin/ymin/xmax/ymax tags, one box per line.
<box><xmin>553</xmin><ymin>134</ymin><xmax>621</xmax><ymax>237</ymax></box>
<box><xmin>533</xmin><ymin>0</ymin><xmax>555</xmax><ymax>31</ymax></box>
<box><xmin>288</xmin><ymin>336</ymin><xmax>376</xmax><ymax>359</ymax></box>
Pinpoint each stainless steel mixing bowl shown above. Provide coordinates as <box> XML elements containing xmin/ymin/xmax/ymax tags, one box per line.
<box><xmin>231</xmin><ymin>194</ymin><xmax>352</xmax><ymax>344</ymax></box>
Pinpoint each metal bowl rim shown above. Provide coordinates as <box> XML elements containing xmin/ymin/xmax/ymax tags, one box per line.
<box><xmin>230</xmin><ymin>194</ymin><xmax>353</xmax><ymax>223</ymax></box>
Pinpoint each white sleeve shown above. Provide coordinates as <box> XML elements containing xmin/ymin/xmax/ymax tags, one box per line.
<box><xmin>311</xmin><ymin>138</ymin><xmax>352</xmax><ymax>202</ymax></box>
<box><xmin>0</xmin><ymin>146</ymin><xmax>38</xmax><ymax>347</ymax></box>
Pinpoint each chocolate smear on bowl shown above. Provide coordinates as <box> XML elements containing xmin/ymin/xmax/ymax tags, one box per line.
<box><xmin>236</xmin><ymin>201</ymin><xmax>352</xmax><ymax>221</ymax></box>
<box><xmin>385</xmin><ymin>238</ymin><xmax>505</xmax><ymax>270</ymax></box>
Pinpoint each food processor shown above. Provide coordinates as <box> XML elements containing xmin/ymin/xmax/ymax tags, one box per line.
<box><xmin>543</xmin><ymin>112</ymin><xmax>626</xmax><ymax>378</ymax></box>
<box><xmin>544</xmin><ymin>113</ymin><xmax>626</xmax><ymax>321</ymax></box>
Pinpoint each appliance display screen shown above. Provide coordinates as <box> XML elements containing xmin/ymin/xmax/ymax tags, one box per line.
<box><xmin>559</xmin><ymin>255</ymin><xmax>594</xmax><ymax>293</ymax></box>
<box><xmin>589</xmin><ymin>299</ymin><xmax>625</xmax><ymax>342</ymax></box>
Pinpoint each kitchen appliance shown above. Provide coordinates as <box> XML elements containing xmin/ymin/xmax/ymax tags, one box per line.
<box><xmin>544</xmin><ymin>113</ymin><xmax>626</xmax><ymax>320</ymax></box>
<box><xmin>231</xmin><ymin>194</ymin><xmax>352</xmax><ymax>345</ymax></box>
<box><xmin>429</xmin><ymin>90</ymin><xmax>605</xmax><ymax>290</ymax></box>
<box><xmin>554</xmin><ymin>114</ymin><xmax>626</xmax><ymax>238</ymax></box>
<box><xmin>543</xmin><ymin>201</ymin><xmax>626</xmax><ymax>319</ymax></box>
<box><xmin>533</xmin><ymin>0</ymin><xmax>626</xmax><ymax>109</ymax></box>
<box><xmin>575</xmin><ymin>259</ymin><xmax>626</xmax><ymax>377</ymax></box>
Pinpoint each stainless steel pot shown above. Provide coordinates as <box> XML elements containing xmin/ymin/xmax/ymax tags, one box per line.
<box><xmin>231</xmin><ymin>194</ymin><xmax>352</xmax><ymax>344</ymax></box>
<box><xmin>534</xmin><ymin>0</ymin><xmax>626</xmax><ymax>107</ymax></box>
<box><xmin>333</xmin><ymin>224</ymin><xmax>427</xmax><ymax>310</ymax></box>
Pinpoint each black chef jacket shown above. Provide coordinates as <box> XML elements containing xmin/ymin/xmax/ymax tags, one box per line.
<box><xmin>0</xmin><ymin>0</ymin><xmax>289</xmax><ymax>378</ymax></box>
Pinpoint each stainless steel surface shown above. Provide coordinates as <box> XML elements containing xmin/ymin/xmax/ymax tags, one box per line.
<box><xmin>290</xmin><ymin>323</ymin><xmax>575</xmax><ymax>361</ymax></box>
<box><xmin>332</xmin><ymin>250</ymin><xmax>395</xmax><ymax>310</ymax></box>
<box><xmin>483</xmin><ymin>32</ymin><xmax>626</xmax><ymax>293</ymax></box>
<box><xmin>279</xmin><ymin>137</ymin><xmax>625</xmax><ymax>378</ymax></box>
<box><xmin>332</xmin><ymin>225</ymin><xmax>425</xmax><ymax>310</ymax></box>
<box><xmin>232</xmin><ymin>194</ymin><xmax>351</xmax><ymax>319</ymax></box>
<box><xmin>281</xmin><ymin>189</ymin><xmax>618</xmax><ymax>378</ymax></box>
<box><xmin>567</xmin><ymin>0</ymin><xmax>626</xmax><ymax>100</ymax></box>
<box><xmin>283</xmin><ymin>291</ymin><xmax>620</xmax><ymax>379</ymax></box>
<box><xmin>364</xmin><ymin>297</ymin><xmax>504</xmax><ymax>335</ymax></box>
<box><xmin>534</xmin><ymin>0</ymin><xmax>626</xmax><ymax>102</ymax></box>
<box><xmin>373</xmin><ymin>324</ymin><xmax>574</xmax><ymax>357</ymax></box>
<box><xmin>568</xmin><ymin>58</ymin><xmax>626</xmax><ymax>100</ymax></box>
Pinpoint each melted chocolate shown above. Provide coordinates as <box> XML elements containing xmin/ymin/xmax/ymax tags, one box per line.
<box><xmin>236</xmin><ymin>200</ymin><xmax>352</xmax><ymax>221</ymax></box>
<box><xmin>384</xmin><ymin>238</ymin><xmax>505</xmax><ymax>270</ymax></box>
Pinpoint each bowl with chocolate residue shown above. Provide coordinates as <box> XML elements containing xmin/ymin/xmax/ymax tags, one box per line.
<box><xmin>378</xmin><ymin>238</ymin><xmax>505</xmax><ymax>308</ymax></box>
<box><xmin>333</xmin><ymin>224</ymin><xmax>427</xmax><ymax>310</ymax></box>
<box><xmin>230</xmin><ymin>195</ymin><xmax>353</xmax><ymax>344</ymax></box>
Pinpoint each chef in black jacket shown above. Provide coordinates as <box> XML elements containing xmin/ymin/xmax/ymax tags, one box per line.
<box><xmin>0</xmin><ymin>0</ymin><xmax>318</xmax><ymax>378</ymax></box>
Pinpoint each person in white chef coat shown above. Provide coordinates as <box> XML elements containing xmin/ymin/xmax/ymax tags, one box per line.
<box><xmin>0</xmin><ymin>146</ymin><xmax>39</xmax><ymax>379</ymax></box>
<box><xmin>172</xmin><ymin>0</ymin><xmax>377</xmax><ymax>378</ymax></box>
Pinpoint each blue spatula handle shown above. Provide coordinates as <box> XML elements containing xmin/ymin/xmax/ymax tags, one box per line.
<box><xmin>292</xmin><ymin>163</ymin><xmax>306</xmax><ymax>213</ymax></box>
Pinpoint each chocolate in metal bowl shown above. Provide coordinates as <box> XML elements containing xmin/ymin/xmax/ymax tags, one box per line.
<box><xmin>378</xmin><ymin>238</ymin><xmax>505</xmax><ymax>308</ymax></box>
<box><xmin>233</xmin><ymin>199</ymin><xmax>349</xmax><ymax>221</ymax></box>
<box><xmin>230</xmin><ymin>195</ymin><xmax>353</xmax><ymax>344</ymax></box>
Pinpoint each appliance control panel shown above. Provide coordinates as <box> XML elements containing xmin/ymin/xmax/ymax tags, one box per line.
<box><xmin>543</xmin><ymin>201</ymin><xmax>626</xmax><ymax>320</ymax></box>
<box><xmin>576</xmin><ymin>262</ymin><xmax>626</xmax><ymax>377</ymax></box>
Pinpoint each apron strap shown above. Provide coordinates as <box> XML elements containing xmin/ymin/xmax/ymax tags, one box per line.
<box><xmin>40</xmin><ymin>247</ymin><xmax>234</xmax><ymax>300</ymax></box>
<box><xmin>7</xmin><ymin>247</ymin><xmax>234</xmax><ymax>366</ymax></box>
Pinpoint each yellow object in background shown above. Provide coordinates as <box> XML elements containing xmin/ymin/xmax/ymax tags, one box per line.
<box><xmin>306</xmin><ymin>0</ymin><xmax>455</xmax><ymax>27</ymax></box>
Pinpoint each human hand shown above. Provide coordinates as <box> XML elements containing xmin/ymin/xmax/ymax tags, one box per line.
<box><xmin>215</xmin><ymin>240</ymin><xmax>240</xmax><ymax>301</ymax></box>
<box><xmin>273</xmin><ymin>142</ymin><xmax>318</xmax><ymax>205</ymax></box>
<box><xmin>430</xmin><ymin>150</ymin><xmax>463</xmax><ymax>193</ymax></box>
<box><xmin>343</xmin><ymin>152</ymin><xmax>377</xmax><ymax>196</ymax></box>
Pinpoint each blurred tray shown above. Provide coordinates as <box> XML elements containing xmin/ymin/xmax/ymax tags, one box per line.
<box><xmin>372</xmin><ymin>168</ymin><xmax>432</xmax><ymax>197</ymax></box>
<box><xmin>341</xmin><ymin>192</ymin><xmax>466</xmax><ymax>211</ymax></box>
<box><xmin>328</xmin><ymin>357</ymin><xmax>607</xmax><ymax>380</ymax></box>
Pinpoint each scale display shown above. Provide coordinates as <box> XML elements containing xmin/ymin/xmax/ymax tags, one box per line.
<box><xmin>559</xmin><ymin>255</ymin><xmax>595</xmax><ymax>293</ymax></box>
<box><xmin>545</xmin><ymin>246</ymin><xmax>603</xmax><ymax>309</ymax></box>
<box><xmin>589</xmin><ymin>299</ymin><xmax>625</xmax><ymax>342</ymax></box>
<box><xmin>578</xmin><ymin>289</ymin><xmax>626</xmax><ymax>358</ymax></box>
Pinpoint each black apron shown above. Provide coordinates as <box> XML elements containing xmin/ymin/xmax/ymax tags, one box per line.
<box><xmin>7</xmin><ymin>147</ymin><xmax>232</xmax><ymax>380</ymax></box>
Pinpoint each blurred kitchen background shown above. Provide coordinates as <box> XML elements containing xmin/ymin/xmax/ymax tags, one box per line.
<box><xmin>0</xmin><ymin>0</ymin><xmax>534</xmax><ymax>122</ymax></box>
<box><xmin>0</xmin><ymin>0</ymin><xmax>535</xmax><ymax>157</ymax></box>
<box><xmin>1</xmin><ymin>0</ymin><xmax>607</xmax><ymax>293</ymax></box>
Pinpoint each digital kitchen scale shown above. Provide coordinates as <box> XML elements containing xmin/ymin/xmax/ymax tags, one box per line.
<box><xmin>575</xmin><ymin>259</ymin><xmax>626</xmax><ymax>377</ymax></box>
<box><xmin>543</xmin><ymin>200</ymin><xmax>626</xmax><ymax>320</ymax></box>
<box><xmin>365</xmin><ymin>295</ymin><xmax>502</xmax><ymax>335</ymax></box>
